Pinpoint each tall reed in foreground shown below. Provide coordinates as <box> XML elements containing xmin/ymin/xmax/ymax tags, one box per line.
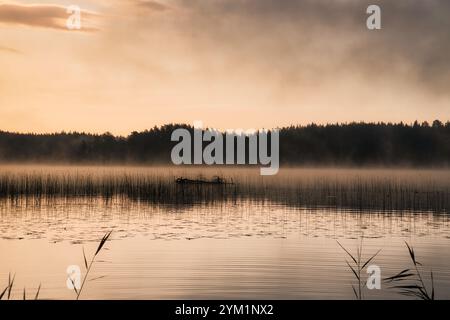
<box><xmin>384</xmin><ymin>242</ymin><xmax>435</xmax><ymax>300</ymax></box>
<box><xmin>69</xmin><ymin>231</ymin><xmax>112</xmax><ymax>300</ymax></box>
<box><xmin>0</xmin><ymin>273</ymin><xmax>15</xmax><ymax>300</ymax></box>
<box><xmin>1</xmin><ymin>231</ymin><xmax>111</xmax><ymax>300</ymax></box>
<box><xmin>0</xmin><ymin>273</ymin><xmax>40</xmax><ymax>300</ymax></box>
<box><xmin>337</xmin><ymin>239</ymin><xmax>381</xmax><ymax>300</ymax></box>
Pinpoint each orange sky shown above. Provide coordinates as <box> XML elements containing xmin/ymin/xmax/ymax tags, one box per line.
<box><xmin>0</xmin><ymin>0</ymin><xmax>449</xmax><ymax>135</ymax></box>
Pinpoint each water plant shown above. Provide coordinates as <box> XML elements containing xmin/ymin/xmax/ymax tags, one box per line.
<box><xmin>383</xmin><ymin>242</ymin><xmax>435</xmax><ymax>300</ymax></box>
<box><xmin>337</xmin><ymin>239</ymin><xmax>381</xmax><ymax>300</ymax></box>
<box><xmin>0</xmin><ymin>273</ymin><xmax>40</xmax><ymax>300</ymax></box>
<box><xmin>1</xmin><ymin>231</ymin><xmax>111</xmax><ymax>300</ymax></box>
<box><xmin>0</xmin><ymin>273</ymin><xmax>15</xmax><ymax>300</ymax></box>
<box><xmin>0</xmin><ymin>167</ymin><xmax>448</xmax><ymax>213</ymax></box>
<box><xmin>70</xmin><ymin>231</ymin><xmax>112</xmax><ymax>300</ymax></box>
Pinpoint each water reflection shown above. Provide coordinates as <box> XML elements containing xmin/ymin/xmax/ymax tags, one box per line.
<box><xmin>1</xmin><ymin>198</ymin><xmax>450</xmax><ymax>244</ymax></box>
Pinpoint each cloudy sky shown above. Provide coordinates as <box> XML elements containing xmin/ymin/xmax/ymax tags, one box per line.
<box><xmin>0</xmin><ymin>0</ymin><xmax>449</xmax><ymax>134</ymax></box>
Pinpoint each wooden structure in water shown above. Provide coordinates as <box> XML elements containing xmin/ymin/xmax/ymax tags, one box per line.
<box><xmin>175</xmin><ymin>176</ymin><xmax>233</xmax><ymax>185</ymax></box>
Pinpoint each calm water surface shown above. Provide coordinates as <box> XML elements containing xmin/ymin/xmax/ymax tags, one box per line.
<box><xmin>1</xmin><ymin>196</ymin><xmax>450</xmax><ymax>299</ymax></box>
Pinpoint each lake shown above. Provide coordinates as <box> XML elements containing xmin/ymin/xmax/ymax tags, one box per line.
<box><xmin>0</xmin><ymin>166</ymin><xmax>449</xmax><ymax>299</ymax></box>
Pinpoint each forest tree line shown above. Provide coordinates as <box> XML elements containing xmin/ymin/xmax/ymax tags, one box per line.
<box><xmin>0</xmin><ymin>121</ymin><xmax>449</xmax><ymax>166</ymax></box>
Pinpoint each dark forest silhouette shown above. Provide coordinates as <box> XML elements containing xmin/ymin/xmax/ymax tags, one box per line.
<box><xmin>0</xmin><ymin>121</ymin><xmax>449</xmax><ymax>166</ymax></box>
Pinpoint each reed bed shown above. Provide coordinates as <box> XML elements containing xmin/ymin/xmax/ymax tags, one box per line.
<box><xmin>0</xmin><ymin>165</ymin><xmax>448</xmax><ymax>213</ymax></box>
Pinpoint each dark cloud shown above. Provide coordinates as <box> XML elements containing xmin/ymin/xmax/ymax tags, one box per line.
<box><xmin>0</xmin><ymin>3</ymin><xmax>98</xmax><ymax>31</ymax></box>
<box><xmin>171</xmin><ymin>0</ymin><xmax>450</xmax><ymax>95</ymax></box>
